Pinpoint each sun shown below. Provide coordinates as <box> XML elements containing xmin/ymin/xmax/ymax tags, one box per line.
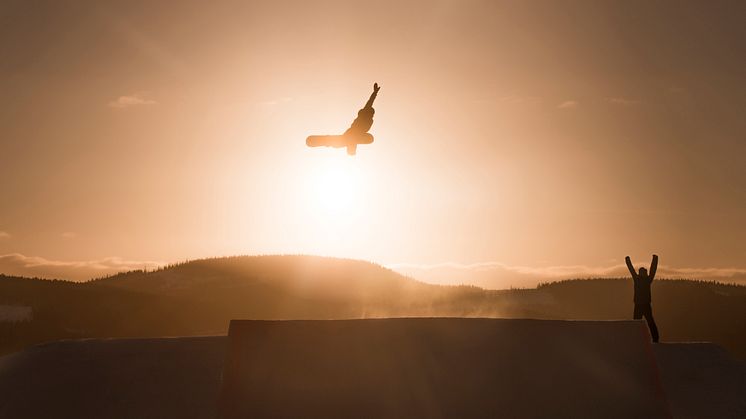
<box><xmin>311</xmin><ymin>158</ymin><xmax>361</xmax><ymax>215</ymax></box>
<box><xmin>282</xmin><ymin>151</ymin><xmax>383</xmax><ymax>256</ymax></box>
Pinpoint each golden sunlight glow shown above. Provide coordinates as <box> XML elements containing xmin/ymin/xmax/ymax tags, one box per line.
<box><xmin>276</xmin><ymin>153</ymin><xmax>374</xmax><ymax>257</ymax></box>
<box><xmin>311</xmin><ymin>158</ymin><xmax>361</xmax><ymax>215</ymax></box>
<box><xmin>4</xmin><ymin>0</ymin><xmax>742</xmax><ymax>281</ymax></box>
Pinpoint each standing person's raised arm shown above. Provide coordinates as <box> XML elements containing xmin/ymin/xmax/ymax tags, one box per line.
<box><xmin>625</xmin><ymin>256</ymin><xmax>638</xmax><ymax>279</ymax></box>
<box><xmin>649</xmin><ymin>254</ymin><xmax>659</xmax><ymax>281</ymax></box>
<box><xmin>364</xmin><ymin>82</ymin><xmax>380</xmax><ymax>109</ymax></box>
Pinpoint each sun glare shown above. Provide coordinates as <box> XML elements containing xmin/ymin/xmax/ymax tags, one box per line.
<box><xmin>310</xmin><ymin>157</ymin><xmax>362</xmax><ymax>215</ymax></box>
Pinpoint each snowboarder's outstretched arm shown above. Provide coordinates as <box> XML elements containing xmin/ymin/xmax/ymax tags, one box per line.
<box><xmin>625</xmin><ymin>256</ymin><xmax>638</xmax><ymax>279</ymax></box>
<box><xmin>364</xmin><ymin>83</ymin><xmax>381</xmax><ymax>109</ymax></box>
<box><xmin>648</xmin><ymin>254</ymin><xmax>658</xmax><ymax>281</ymax></box>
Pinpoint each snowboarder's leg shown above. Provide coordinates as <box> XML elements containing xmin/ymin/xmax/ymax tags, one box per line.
<box><xmin>357</xmin><ymin>133</ymin><xmax>374</xmax><ymax>144</ymax></box>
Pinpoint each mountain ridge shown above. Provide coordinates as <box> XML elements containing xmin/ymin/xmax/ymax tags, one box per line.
<box><xmin>2</xmin><ymin>255</ymin><xmax>745</xmax><ymax>358</ymax></box>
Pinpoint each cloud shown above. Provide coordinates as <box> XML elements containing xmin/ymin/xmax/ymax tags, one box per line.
<box><xmin>0</xmin><ymin>231</ymin><xmax>10</xmax><ymax>239</ymax></box>
<box><xmin>557</xmin><ymin>100</ymin><xmax>578</xmax><ymax>109</ymax></box>
<box><xmin>389</xmin><ymin>261</ymin><xmax>746</xmax><ymax>290</ymax></box>
<box><xmin>0</xmin><ymin>253</ymin><xmax>164</xmax><ymax>282</ymax></box>
<box><xmin>496</xmin><ymin>95</ymin><xmax>543</xmax><ymax>106</ymax></box>
<box><xmin>108</xmin><ymin>93</ymin><xmax>156</xmax><ymax>109</ymax></box>
<box><xmin>607</xmin><ymin>97</ymin><xmax>640</xmax><ymax>106</ymax></box>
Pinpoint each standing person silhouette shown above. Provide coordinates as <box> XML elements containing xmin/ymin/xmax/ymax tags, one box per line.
<box><xmin>625</xmin><ymin>254</ymin><xmax>660</xmax><ymax>342</ymax></box>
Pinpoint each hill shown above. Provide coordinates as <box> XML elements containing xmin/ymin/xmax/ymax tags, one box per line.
<box><xmin>1</xmin><ymin>255</ymin><xmax>745</xmax><ymax>357</ymax></box>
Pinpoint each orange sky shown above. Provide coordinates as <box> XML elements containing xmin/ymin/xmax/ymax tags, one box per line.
<box><xmin>1</xmin><ymin>1</ymin><xmax>745</xmax><ymax>287</ymax></box>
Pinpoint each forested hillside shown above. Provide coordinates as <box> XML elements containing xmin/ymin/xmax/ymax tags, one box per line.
<box><xmin>2</xmin><ymin>256</ymin><xmax>744</xmax><ymax>357</ymax></box>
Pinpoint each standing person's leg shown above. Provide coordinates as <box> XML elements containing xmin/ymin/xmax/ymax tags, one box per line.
<box><xmin>633</xmin><ymin>304</ymin><xmax>643</xmax><ymax>320</ymax></box>
<box><xmin>642</xmin><ymin>305</ymin><xmax>660</xmax><ymax>343</ymax></box>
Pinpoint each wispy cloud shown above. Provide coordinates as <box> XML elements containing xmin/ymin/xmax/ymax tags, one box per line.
<box><xmin>389</xmin><ymin>261</ymin><xmax>746</xmax><ymax>289</ymax></box>
<box><xmin>606</xmin><ymin>97</ymin><xmax>640</xmax><ymax>106</ymax></box>
<box><xmin>253</xmin><ymin>97</ymin><xmax>294</xmax><ymax>116</ymax></box>
<box><xmin>0</xmin><ymin>253</ymin><xmax>164</xmax><ymax>282</ymax></box>
<box><xmin>497</xmin><ymin>95</ymin><xmax>543</xmax><ymax>106</ymax></box>
<box><xmin>557</xmin><ymin>100</ymin><xmax>578</xmax><ymax>109</ymax></box>
<box><xmin>0</xmin><ymin>231</ymin><xmax>10</xmax><ymax>239</ymax></box>
<box><xmin>108</xmin><ymin>93</ymin><xmax>156</xmax><ymax>109</ymax></box>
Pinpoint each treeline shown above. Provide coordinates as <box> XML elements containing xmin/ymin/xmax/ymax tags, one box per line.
<box><xmin>1</xmin><ymin>256</ymin><xmax>745</xmax><ymax>357</ymax></box>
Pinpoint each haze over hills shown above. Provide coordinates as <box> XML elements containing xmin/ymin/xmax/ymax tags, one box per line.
<box><xmin>1</xmin><ymin>255</ymin><xmax>745</xmax><ymax>357</ymax></box>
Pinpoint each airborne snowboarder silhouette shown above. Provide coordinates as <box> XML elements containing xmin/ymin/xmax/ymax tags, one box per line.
<box><xmin>306</xmin><ymin>83</ymin><xmax>380</xmax><ymax>156</ymax></box>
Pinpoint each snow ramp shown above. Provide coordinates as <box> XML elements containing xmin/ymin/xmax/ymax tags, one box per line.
<box><xmin>218</xmin><ymin>318</ymin><xmax>669</xmax><ymax>419</ymax></box>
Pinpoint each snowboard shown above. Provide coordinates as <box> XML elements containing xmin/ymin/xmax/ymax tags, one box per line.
<box><xmin>306</xmin><ymin>133</ymin><xmax>374</xmax><ymax>148</ymax></box>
